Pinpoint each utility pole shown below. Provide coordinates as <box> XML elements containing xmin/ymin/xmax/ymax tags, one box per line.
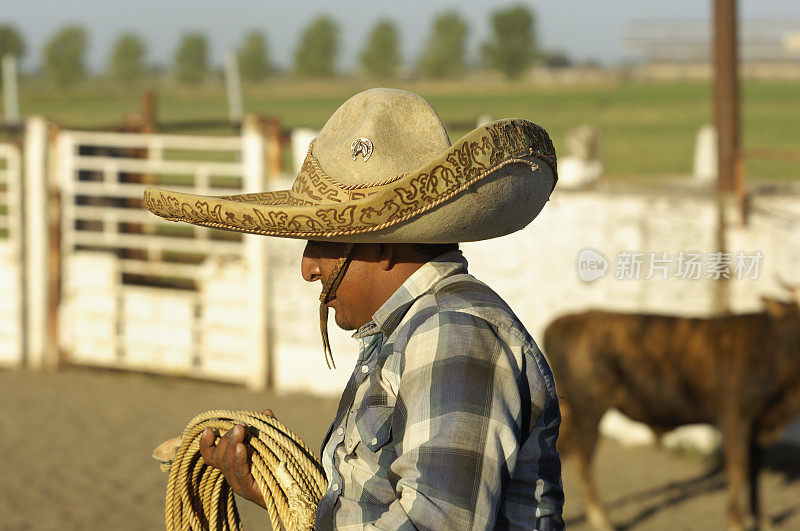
<box><xmin>713</xmin><ymin>0</ymin><xmax>743</xmax><ymax>200</ymax></box>
<box><xmin>712</xmin><ymin>0</ymin><xmax>742</xmax><ymax>315</ymax></box>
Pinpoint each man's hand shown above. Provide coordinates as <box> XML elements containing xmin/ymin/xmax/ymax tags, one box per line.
<box><xmin>199</xmin><ymin>409</ymin><xmax>275</xmax><ymax>509</ymax></box>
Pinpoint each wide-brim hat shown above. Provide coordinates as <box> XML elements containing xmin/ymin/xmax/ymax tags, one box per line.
<box><xmin>143</xmin><ymin>88</ymin><xmax>557</xmax><ymax>243</ymax></box>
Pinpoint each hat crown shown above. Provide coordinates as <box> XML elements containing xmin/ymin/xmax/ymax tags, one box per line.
<box><xmin>313</xmin><ymin>88</ymin><xmax>451</xmax><ymax>187</ymax></box>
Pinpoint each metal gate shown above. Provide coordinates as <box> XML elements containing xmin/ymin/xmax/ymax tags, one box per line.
<box><xmin>54</xmin><ymin>122</ymin><xmax>271</xmax><ymax>388</ymax></box>
<box><xmin>0</xmin><ymin>142</ymin><xmax>23</xmax><ymax>367</ymax></box>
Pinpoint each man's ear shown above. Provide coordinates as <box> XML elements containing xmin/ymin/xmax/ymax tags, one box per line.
<box><xmin>376</xmin><ymin>243</ymin><xmax>395</xmax><ymax>271</ymax></box>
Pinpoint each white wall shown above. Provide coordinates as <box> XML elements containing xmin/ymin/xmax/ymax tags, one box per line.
<box><xmin>267</xmin><ymin>237</ymin><xmax>358</xmax><ymax>395</ymax></box>
<box><xmin>463</xmin><ymin>186</ymin><xmax>800</xmax><ymax>346</ymax></box>
<box><xmin>0</xmin><ymin>246</ymin><xmax>23</xmax><ymax>366</ymax></box>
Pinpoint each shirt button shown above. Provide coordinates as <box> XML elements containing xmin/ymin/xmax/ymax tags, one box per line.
<box><xmin>361</xmin><ymin>365</ymin><xmax>369</xmax><ymax>374</ymax></box>
<box><xmin>331</xmin><ymin>483</ymin><xmax>339</xmax><ymax>492</ymax></box>
<box><xmin>371</xmin><ymin>437</ymin><xmax>378</xmax><ymax>446</ymax></box>
<box><xmin>336</xmin><ymin>427</ymin><xmax>344</xmax><ymax>436</ymax></box>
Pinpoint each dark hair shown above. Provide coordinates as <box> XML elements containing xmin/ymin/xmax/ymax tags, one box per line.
<box><xmin>412</xmin><ymin>243</ymin><xmax>459</xmax><ymax>260</ymax></box>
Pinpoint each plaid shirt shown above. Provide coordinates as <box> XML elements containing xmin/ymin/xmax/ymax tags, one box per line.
<box><xmin>315</xmin><ymin>251</ymin><xmax>564</xmax><ymax>530</ymax></box>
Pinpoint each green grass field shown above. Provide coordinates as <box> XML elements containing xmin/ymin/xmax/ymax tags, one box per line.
<box><xmin>9</xmin><ymin>78</ymin><xmax>800</xmax><ymax>180</ymax></box>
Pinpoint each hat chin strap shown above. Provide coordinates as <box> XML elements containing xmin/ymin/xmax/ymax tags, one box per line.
<box><xmin>318</xmin><ymin>243</ymin><xmax>356</xmax><ymax>369</ymax></box>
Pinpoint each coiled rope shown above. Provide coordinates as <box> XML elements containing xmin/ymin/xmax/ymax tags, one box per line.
<box><xmin>158</xmin><ymin>410</ymin><xmax>327</xmax><ymax>531</ymax></box>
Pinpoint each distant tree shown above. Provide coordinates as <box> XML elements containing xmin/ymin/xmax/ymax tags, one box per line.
<box><xmin>0</xmin><ymin>24</ymin><xmax>25</xmax><ymax>58</ymax></box>
<box><xmin>43</xmin><ymin>26</ymin><xmax>87</xmax><ymax>87</ymax></box>
<box><xmin>237</xmin><ymin>30</ymin><xmax>272</xmax><ymax>81</ymax></box>
<box><xmin>359</xmin><ymin>19</ymin><xmax>400</xmax><ymax>78</ymax></box>
<box><xmin>418</xmin><ymin>10</ymin><xmax>468</xmax><ymax>78</ymax></box>
<box><xmin>108</xmin><ymin>33</ymin><xmax>146</xmax><ymax>82</ymax></box>
<box><xmin>542</xmin><ymin>50</ymin><xmax>572</xmax><ymax>69</ymax></box>
<box><xmin>481</xmin><ymin>5</ymin><xmax>537</xmax><ymax>79</ymax></box>
<box><xmin>174</xmin><ymin>33</ymin><xmax>208</xmax><ymax>84</ymax></box>
<box><xmin>293</xmin><ymin>16</ymin><xmax>339</xmax><ymax>77</ymax></box>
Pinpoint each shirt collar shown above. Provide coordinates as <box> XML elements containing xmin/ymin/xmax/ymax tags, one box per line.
<box><xmin>353</xmin><ymin>250</ymin><xmax>468</xmax><ymax>339</ymax></box>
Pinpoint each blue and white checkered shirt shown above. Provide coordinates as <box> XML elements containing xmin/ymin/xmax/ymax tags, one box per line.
<box><xmin>315</xmin><ymin>250</ymin><xmax>564</xmax><ymax>530</ymax></box>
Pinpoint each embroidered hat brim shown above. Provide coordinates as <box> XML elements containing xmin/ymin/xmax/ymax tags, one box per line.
<box><xmin>143</xmin><ymin>92</ymin><xmax>557</xmax><ymax>243</ymax></box>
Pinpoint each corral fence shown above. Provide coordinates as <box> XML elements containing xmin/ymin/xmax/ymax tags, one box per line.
<box><xmin>9</xmin><ymin>115</ymin><xmax>296</xmax><ymax>390</ymax></box>
<box><xmin>56</xmin><ymin>122</ymin><xmax>272</xmax><ymax>388</ymax></box>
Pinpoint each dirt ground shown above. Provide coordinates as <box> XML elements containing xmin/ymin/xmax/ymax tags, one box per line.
<box><xmin>1</xmin><ymin>368</ymin><xmax>799</xmax><ymax>530</ymax></box>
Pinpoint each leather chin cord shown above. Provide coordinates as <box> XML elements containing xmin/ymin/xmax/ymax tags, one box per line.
<box><xmin>318</xmin><ymin>243</ymin><xmax>356</xmax><ymax>369</ymax></box>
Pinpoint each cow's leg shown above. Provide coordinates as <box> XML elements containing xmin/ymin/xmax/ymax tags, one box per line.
<box><xmin>721</xmin><ymin>421</ymin><xmax>752</xmax><ymax>531</ymax></box>
<box><xmin>749</xmin><ymin>436</ymin><xmax>772</xmax><ymax>531</ymax></box>
<box><xmin>561</xmin><ymin>401</ymin><xmax>614</xmax><ymax>531</ymax></box>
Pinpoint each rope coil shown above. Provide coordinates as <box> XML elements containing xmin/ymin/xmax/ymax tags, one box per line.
<box><xmin>158</xmin><ymin>410</ymin><xmax>327</xmax><ymax>531</ymax></box>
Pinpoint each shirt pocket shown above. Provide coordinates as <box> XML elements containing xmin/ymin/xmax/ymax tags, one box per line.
<box><xmin>352</xmin><ymin>404</ymin><xmax>394</xmax><ymax>453</ymax></box>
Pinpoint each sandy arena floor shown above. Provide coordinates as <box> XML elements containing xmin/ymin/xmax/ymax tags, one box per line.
<box><xmin>1</xmin><ymin>368</ymin><xmax>799</xmax><ymax>530</ymax></box>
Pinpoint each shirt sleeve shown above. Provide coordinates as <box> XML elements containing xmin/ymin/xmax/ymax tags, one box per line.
<box><xmin>366</xmin><ymin>310</ymin><xmax>563</xmax><ymax>531</ymax></box>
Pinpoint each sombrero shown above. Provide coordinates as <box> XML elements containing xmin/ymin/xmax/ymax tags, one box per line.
<box><xmin>145</xmin><ymin>88</ymin><xmax>558</xmax><ymax>368</ymax></box>
<box><xmin>143</xmin><ymin>88</ymin><xmax>557</xmax><ymax>244</ymax></box>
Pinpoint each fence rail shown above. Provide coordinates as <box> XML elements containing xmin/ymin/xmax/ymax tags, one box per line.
<box><xmin>62</xmin><ymin>129</ymin><xmax>244</xmax><ymax>150</ymax></box>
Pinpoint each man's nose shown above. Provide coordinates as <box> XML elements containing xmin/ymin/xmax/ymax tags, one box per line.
<box><xmin>301</xmin><ymin>245</ymin><xmax>321</xmax><ymax>282</ymax></box>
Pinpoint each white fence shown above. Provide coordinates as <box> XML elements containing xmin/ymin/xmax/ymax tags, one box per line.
<box><xmin>54</xmin><ymin>119</ymin><xmax>271</xmax><ymax>388</ymax></box>
<box><xmin>0</xmin><ymin>142</ymin><xmax>23</xmax><ymax>367</ymax></box>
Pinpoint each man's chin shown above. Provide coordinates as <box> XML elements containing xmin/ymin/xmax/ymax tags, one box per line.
<box><xmin>333</xmin><ymin>311</ymin><xmax>356</xmax><ymax>331</ymax></box>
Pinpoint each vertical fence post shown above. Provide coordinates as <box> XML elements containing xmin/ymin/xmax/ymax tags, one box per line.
<box><xmin>265</xmin><ymin>117</ymin><xmax>283</xmax><ymax>183</ymax></box>
<box><xmin>242</xmin><ymin>114</ymin><xmax>271</xmax><ymax>390</ymax></box>
<box><xmin>1</xmin><ymin>54</ymin><xmax>19</xmax><ymax>123</ymax></box>
<box><xmin>47</xmin><ymin>126</ymin><xmax>63</xmax><ymax>368</ymax></box>
<box><xmin>24</xmin><ymin>117</ymin><xmax>52</xmax><ymax>369</ymax></box>
<box><xmin>225</xmin><ymin>51</ymin><xmax>243</xmax><ymax>123</ymax></box>
<box><xmin>141</xmin><ymin>89</ymin><xmax>157</xmax><ymax>133</ymax></box>
<box><xmin>0</xmin><ymin>142</ymin><xmax>23</xmax><ymax>367</ymax></box>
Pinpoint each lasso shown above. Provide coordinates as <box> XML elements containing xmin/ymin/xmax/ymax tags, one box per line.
<box><xmin>155</xmin><ymin>410</ymin><xmax>326</xmax><ymax>531</ymax></box>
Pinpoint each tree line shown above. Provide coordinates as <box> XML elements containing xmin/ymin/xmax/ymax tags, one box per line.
<box><xmin>0</xmin><ymin>6</ymin><xmax>573</xmax><ymax>88</ymax></box>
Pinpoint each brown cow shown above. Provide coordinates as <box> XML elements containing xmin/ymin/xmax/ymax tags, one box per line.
<box><xmin>543</xmin><ymin>294</ymin><xmax>800</xmax><ymax>531</ymax></box>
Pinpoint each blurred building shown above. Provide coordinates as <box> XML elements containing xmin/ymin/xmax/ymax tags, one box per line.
<box><xmin>623</xmin><ymin>19</ymin><xmax>800</xmax><ymax>79</ymax></box>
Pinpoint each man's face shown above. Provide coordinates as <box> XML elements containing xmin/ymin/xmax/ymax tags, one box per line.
<box><xmin>301</xmin><ymin>241</ymin><xmax>374</xmax><ymax>331</ymax></box>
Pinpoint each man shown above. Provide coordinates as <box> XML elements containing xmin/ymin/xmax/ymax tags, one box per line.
<box><xmin>144</xmin><ymin>88</ymin><xmax>564</xmax><ymax>529</ymax></box>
